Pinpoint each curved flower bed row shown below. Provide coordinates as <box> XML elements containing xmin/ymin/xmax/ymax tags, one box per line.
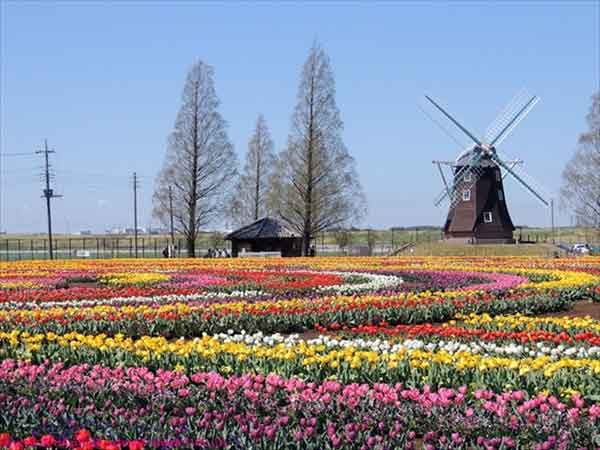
<box><xmin>1</xmin><ymin>360</ymin><xmax>599</xmax><ymax>450</ymax></box>
<box><xmin>389</xmin><ymin>270</ymin><xmax>528</xmax><ymax>293</ymax></box>
<box><xmin>2</xmin><ymin>326</ymin><xmax>599</xmax><ymax>395</ymax></box>
<box><xmin>0</xmin><ymin>290</ymin><xmax>574</xmax><ymax>337</ymax></box>
<box><xmin>0</xmin><ymin>270</ymin><xmax>403</xmax><ymax>311</ymax></box>
<box><xmin>2</xmin><ymin>257</ymin><xmax>599</xmax><ymax>302</ymax></box>
<box><xmin>341</xmin><ymin>311</ymin><xmax>600</xmax><ymax>337</ymax></box>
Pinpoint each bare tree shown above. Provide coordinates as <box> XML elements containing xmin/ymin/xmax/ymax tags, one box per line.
<box><xmin>153</xmin><ymin>61</ymin><xmax>237</xmax><ymax>257</ymax></box>
<box><xmin>274</xmin><ymin>42</ymin><xmax>366</xmax><ymax>255</ymax></box>
<box><xmin>229</xmin><ymin>114</ymin><xmax>276</xmax><ymax>227</ymax></box>
<box><xmin>561</xmin><ymin>92</ymin><xmax>600</xmax><ymax>227</ymax></box>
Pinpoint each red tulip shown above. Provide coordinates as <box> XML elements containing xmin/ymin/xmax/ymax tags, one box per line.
<box><xmin>0</xmin><ymin>434</ymin><xmax>10</xmax><ymax>447</ymax></box>
<box><xmin>75</xmin><ymin>429</ymin><xmax>92</xmax><ymax>443</ymax></box>
<box><xmin>128</xmin><ymin>440</ymin><xmax>145</xmax><ymax>450</ymax></box>
<box><xmin>0</xmin><ymin>433</ymin><xmax>11</xmax><ymax>447</ymax></box>
<box><xmin>98</xmin><ymin>440</ymin><xmax>121</xmax><ymax>450</ymax></box>
<box><xmin>22</xmin><ymin>437</ymin><xmax>36</xmax><ymax>447</ymax></box>
<box><xmin>75</xmin><ymin>442</ymin><xmax>95</xmax><ymax>450</ymax></box>
<box><xmin>40</xmin><ymin>435</ymin><xmax>57</xmax><ymax>447</ymax></box>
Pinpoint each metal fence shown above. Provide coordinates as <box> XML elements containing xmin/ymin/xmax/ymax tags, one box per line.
<box><xmin>0</xmin><ymin>237</ymin><xmax>233</xmax><ymax>261</ymax></box>
<box><xmin>1</xmin><ymin>230</ymin><xmax>597</xmax><ymax>261</ymax></box>
<box><xmin>0</xmin><ymin>235</ymin><xmax>437</xmax><ymax>261</ymax></box>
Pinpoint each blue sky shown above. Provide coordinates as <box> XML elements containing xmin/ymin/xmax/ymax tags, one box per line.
<box><xmin>1</xmin><ymin>1</ymin><xmax>598</xmax><ymax>233</ymax></box>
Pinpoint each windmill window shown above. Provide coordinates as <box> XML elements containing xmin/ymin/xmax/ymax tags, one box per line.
<box><xmin>498</xmin><ymin>190</ymin><xmax>504</xmax><ymax>201</ymax></box>
<box><xmin>483</xmin><ymin>212</ymin><xmax>493</xmax><ymax>223</ymax></box>
<box><xmin>462</xmin><ymin>189</ymin><xmax>471</xmax><ymax>201</ymax></box>
<box><xmin>464</xmin><ymin>172</ymin><xmax>472</xmax><ymax>182</ymax></box>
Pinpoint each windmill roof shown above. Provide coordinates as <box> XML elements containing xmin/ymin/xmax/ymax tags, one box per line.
<box><xmin>455</xmin><ymin>146</ymin><xmax>497</xmax><ymax>167</ymax></box>
<box><xmin>225</xmin><ymin>217</ymin><xmax>299</xmax><ymax>240</ymax></box>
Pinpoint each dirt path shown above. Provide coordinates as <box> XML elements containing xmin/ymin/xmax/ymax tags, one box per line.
<box><xmin>538</xmin><ymin>300</ymin><xmax>600</xmax><ymax>320</ymax></box>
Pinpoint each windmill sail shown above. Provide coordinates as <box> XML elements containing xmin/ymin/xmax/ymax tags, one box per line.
<box><xmin>424</xmin><ymin>96</ymin><xmax>482</xmax><ymax>146</ymax></box>
<box><xmin>434</xmin><ymin>151</ymin><xmax>484</xmax><ymax>206</ymax></box>
<box><xmin>490</xmin><ymin>152</ymin><xmax>549</xmax><ymax>206</ymax></box>
<box><xmin>485</xmin><ymin>90</ymin><xmax>539</xmax><ymax>147</ymax></box>
<box><xmin>435</xmin><ymin>162</ymin><xmax>451</xmax><ymax>198</ymax></box>
<box><xmin>448</xmin><ymin>166</ymin><xmax>484</xmax><ymax>210</ymax></box>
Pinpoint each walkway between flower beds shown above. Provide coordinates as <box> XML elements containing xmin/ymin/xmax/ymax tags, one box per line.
<box><xmin>539</xmin><ymin>300</ymin><xmax>600</xmax><ymax>320</ymax></box>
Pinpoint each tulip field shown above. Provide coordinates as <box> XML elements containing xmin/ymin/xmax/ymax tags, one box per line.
<box><xmin>1</xmin><ymin>257</ymin><xmax>600</xmax><ymax>449</ymax></box>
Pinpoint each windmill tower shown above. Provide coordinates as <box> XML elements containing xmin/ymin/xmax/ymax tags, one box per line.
<box><xmin>426</xmin><ymin>90</ymin><xmax>549</xmax><ymax>243</ymax></box>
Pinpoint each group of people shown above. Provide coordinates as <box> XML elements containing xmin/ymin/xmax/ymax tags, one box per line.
<box><xmin>161</xmin><ymin>245</ymin><xmax>177</xmax><ymax>258</ymax></box>
<box><xmin>161</xmin><ymin>245</ymin><xmax>231</xmax><ymax>258</ymax></box>
<box><xmin>206</xmin><ymin>248</ymin><xmax>231</xmax><ymax>258</ymax></box>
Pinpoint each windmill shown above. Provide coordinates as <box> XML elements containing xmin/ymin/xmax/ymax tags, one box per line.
<box><xmin>426</xmin><ymin>89</ymin><xmax>549</xmax><ymax>243</ymax></box>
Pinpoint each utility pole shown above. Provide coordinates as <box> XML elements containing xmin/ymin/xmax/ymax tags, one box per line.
<box><xmin>36</xmin><ymin>140</ymin><xmax>61</xmax><ymax>260</ymax></box>
<box><xmin>550</xmin><ymin>199</ymin><xmax>556</xmax><ymax>244</ymax></box>
<box><xmin>133</xmin><ymin>172</ymin><xmax>139</xmax><ymax>258</ymax></box>
<box><xmin>168</xmin><ymin>185</ymin><xmax>175</xmax><ymax>255</ymax></box>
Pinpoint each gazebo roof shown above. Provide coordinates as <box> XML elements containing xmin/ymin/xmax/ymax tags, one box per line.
<box><xmin>225</xmin><ymin>217</ymin><xmax>299</xmax><ymax>240</ymax></box>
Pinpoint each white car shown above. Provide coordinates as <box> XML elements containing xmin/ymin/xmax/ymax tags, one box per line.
<box><xmin>571</xmin><ymin>243</ymin><xmax>591</xmax><ymax>255</ymax></box>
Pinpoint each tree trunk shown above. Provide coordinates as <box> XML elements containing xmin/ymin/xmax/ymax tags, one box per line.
<box><xmin>187</xmin><ymin>82</ymin><xmax>200</xmax><ymax>258</ymax></box>
<box><xmin>302</xmin><ymin>70</ymin><xmax>315</xmax><ymax>257</ymax></box>
<box><xmin>186</xmin><ymin>234</ymin><xmax>196</xmax><ymax>258</ymax></box>
<box><xmin>255</xmin><ymin>142</ymin><xmax>261</xmax><ymax>221</ymax></box>
<box><xmin>300</xmin><ymin>233</ymin><xmax>309</xmax><ymax>257</ymax></box>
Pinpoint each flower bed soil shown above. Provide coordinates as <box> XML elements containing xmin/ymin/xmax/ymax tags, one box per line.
<box><xmin>539</xmin><ymin>300</ymin><xmax>600</xmax><ymax>320</ymax></box>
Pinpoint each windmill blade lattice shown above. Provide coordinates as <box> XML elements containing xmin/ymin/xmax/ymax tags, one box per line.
<box><xmin>424</xmin><ymin>95</ymin><xmax>482</xmax><ymax>146</ymax></box>
<box><xmin>434</xmin><ymin>151</ymin><xmax>485</xmax><ymax>206</ymax></box>
<box><xmin>448</xmin><ymin>166</ymin><xmax>484</xmax><ymax>210</ymax></box>
<box><xmin>492</xmin><ymin>149</ymin><xmax>550</xmax><ymax>206</ymax></box>
<box><xmin>434</xmin><ymin>165</ymin><xmax>484</xmax><ymax>209</ymax></box>
<box><xmin>484</xmin><ymin>89</ymin><xmax>538</xmax><ymax>146</ymax></box>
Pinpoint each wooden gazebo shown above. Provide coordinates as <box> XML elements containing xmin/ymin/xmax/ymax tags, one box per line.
<box><xmin>225</xmin><ymin>217</ymin><xmax>302</xmax><ymax>257</ymax></box>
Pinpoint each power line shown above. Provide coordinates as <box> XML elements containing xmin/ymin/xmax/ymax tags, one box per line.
<box><xmin>1</xmin><ymin>179</ymin><xmax>40</xmax><ymax>186</ymax></box>
<box><xmin>2</xmin><ymin>168</ymin><xmax>42</xmax><ymax>175</ymax></box>
<box><xmin>133</xmin><ymin>172</ymin><xmax>139</xmax><ymax>258</ymax></box>
<box><xmin>57</xmin><ymin>169</ymin><xmax>150</xmax><ymax>179</ymax></box>
<box><xmin>1</xmin><ymin>152</ymin><xmax>37</xmax><ymax>157</ymax></box>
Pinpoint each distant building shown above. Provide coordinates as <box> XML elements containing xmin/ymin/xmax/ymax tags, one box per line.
<box><xmin>106</xmin><ymin>227</ymin><xmax>147</xmax><ymax>235</ymax></box>
<box><xmin>124</xmin><ymin>227</ymin><xmax>146</xmax><ymax>235</ymax></box>
<box><xmin>148</xmin><ymin>227</ymin><xmax>168</xmax><ymax>235</ymax></box>
<box><xmin>77</xmin><ymin>230</ymin><xmax>92</xmax><ymax>236</ymax></box>
<box><xmin>225</xmin><ymin>217</ymin><xmax>302</xmax><ymax>257</ymax></box>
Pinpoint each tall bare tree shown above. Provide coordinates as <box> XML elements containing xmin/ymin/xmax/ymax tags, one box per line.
<box><xmin>153</xmin><ymin>61</ymin><xmax>237</xmax><ymax>257</ymax></box>
<box><xmin>229</xmin><ymin>114</ymin><xmax>276</xmax><ymax>227</ymax></box>
<box><xmin>274</xmin><ymin>42</ymin><xmax>366</xmax><ymax>255</ymax></box>
<box><xmin>561</xmin><ymin>92</ymin><xmax>600</xmax><ymax>227</ymax></box>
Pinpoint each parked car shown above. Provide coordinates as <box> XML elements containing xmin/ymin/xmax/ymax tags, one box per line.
<box><xmin>571</xmin><ymin>243</ymin><xmax>591</xmax><ymax>255</ymax></box>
